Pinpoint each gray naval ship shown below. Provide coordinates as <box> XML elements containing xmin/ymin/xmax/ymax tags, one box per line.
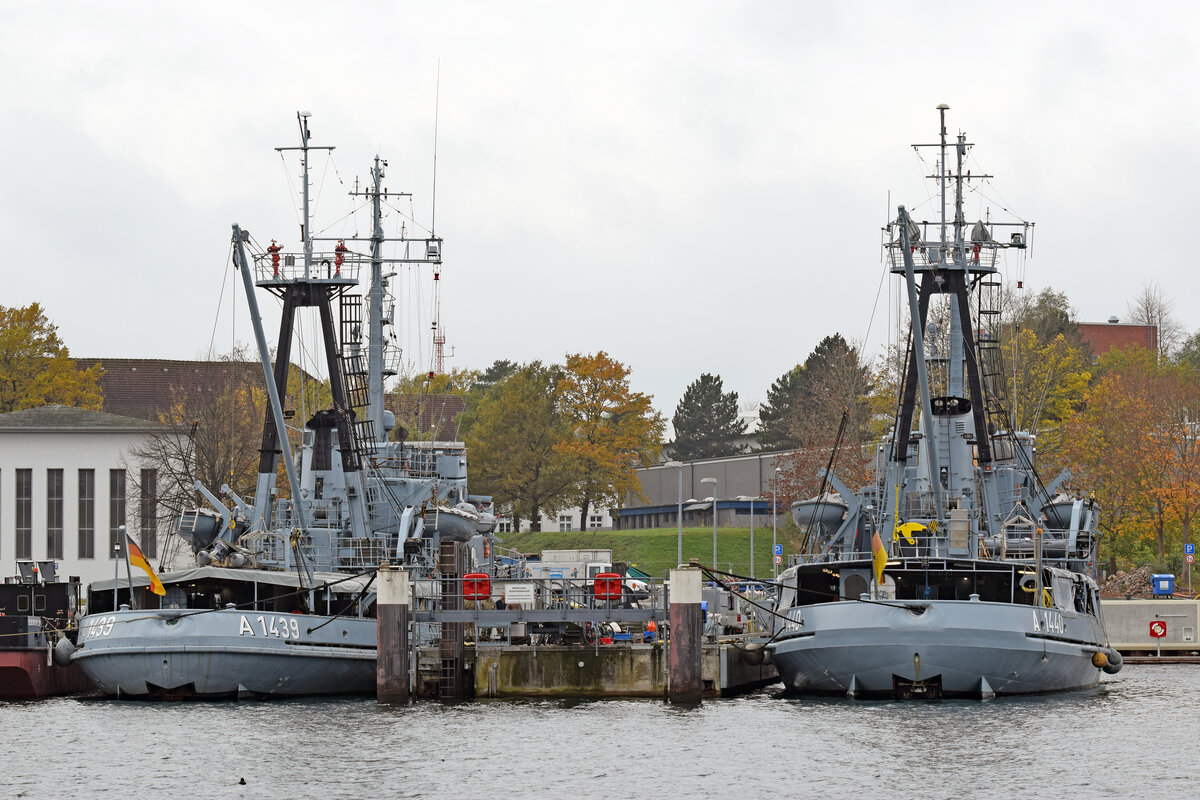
<box><xmin>767</xmin><ymin>105</ymin><xmax>1122</xmax><ymax>699</ymax></box>
<box><xmin>60</xmin><ymin>114</ymin><xmax>492</xmax><ymax>699</ymax></box>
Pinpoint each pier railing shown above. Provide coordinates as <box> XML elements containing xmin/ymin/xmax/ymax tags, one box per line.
<box><xmin>885</xmin><ymin>239</ymin><xmax>999</xmax><ymax>271</ymax></box>
<box><xmin>253</xmin><ymin>251</ymin><xmax>363</xmax><ymax>286</ymax></box>
<box><xmin>410</xmin><ymin>575</ymin><xmax>666</xmax><ymax>646</ymax></box>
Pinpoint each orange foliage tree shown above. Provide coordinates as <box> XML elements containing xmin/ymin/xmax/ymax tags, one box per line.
<box><xmin>556</xmin><ymin>352</ymin><xmax>664</xmax><ymax>529</ymax></box>
<box><xmin>0</xmin><ymin>303</ymin><xmax>102</xmax><ymax>412</ymax></box>
<box><xmin>1064</xmin><ymin>347</ymin><xmax>1181</xmax><ymax>569</ymax></box>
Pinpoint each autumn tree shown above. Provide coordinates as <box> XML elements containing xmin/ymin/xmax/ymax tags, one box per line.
<box><xmin>1155</xmin><ymin>362</ymin><xmax>1200</xmax><ymax>564</ymax></box>
<box><xmin>126</xmin><ymin>354</ymin><xmax>332</xmax><ymax>568</ymax></box>
<box><xmin>1066</xmin><ymin>347</ymin><xmax>1173</xmax><ymax>569</ymax></box>
<box><xmin>1000</xmin><ymin>328</ymin><xmax>1091</xmax><ymax>472</ymax></box>
<box><xmin>556</xmin><ymin>352</ymin><xmax>664</xmax><ymax>529</ymax></box>
<box><xmin>464</xmin><ymin>362</ymin><xmax>574</xmax><ymax>531</ymax></box>
<box><xmin>387</xmin><ymin>367</ymin><xmax>479</xmax><ymax>441</ymax></box>
<box><xmin>672</xmin><ymin>373</ymin><xmax>746</xmax><ymax>460</ymax></box>
<box><xmin>0</xmin><ymin>303</ymin><xmax>103</xmax><ymax>412</ymax></box>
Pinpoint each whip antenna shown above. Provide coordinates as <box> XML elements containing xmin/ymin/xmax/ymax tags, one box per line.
<box><xmin>431</xmin><ymin>59</ymin><xmax>440</xmax><ymax>236</ymax></box>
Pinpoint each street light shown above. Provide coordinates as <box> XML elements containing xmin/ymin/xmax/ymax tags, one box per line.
<box><xmin>737</xmin><ymin>495</ymin><xmax>763</xmax><ymax>578</ymax></box>
<box><xmin>664</xmin><ymin>461</ymin><xmax>684</xmax><ymax>565</ymax></box>
<box><xmin>701</xmin><ymin>477</ymin><xmax>718</xmax><ymax>567</ymax></box>
<box><xmin>773</xmin><ymin>467</ymin><xmax>781</xmax><ymax>581</ymax></box>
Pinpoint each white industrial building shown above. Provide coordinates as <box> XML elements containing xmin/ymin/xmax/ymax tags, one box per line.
<box><xmin>0</xmin><ymin>405</ymin><xmax>176</xmax><ymax>588</ymax></box>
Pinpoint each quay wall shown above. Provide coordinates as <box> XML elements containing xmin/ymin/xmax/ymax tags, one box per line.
<box><xmin>470</xmin><ymin>642</ymin><xmax>777</xmax><ymax>698</ymax></box>
<box><xmin>1103</xmin><ymin>598</ymin><xmax>1200</xmax><ymax>652</ymax></box>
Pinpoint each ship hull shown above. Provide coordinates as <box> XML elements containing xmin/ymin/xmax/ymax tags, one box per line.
<box><xmin>768</xmin><ymin>599</ymin><xmax>1109</xmax><ymax>698</ymax></box>
<box><xmin>0</xmin><ymin>649</ymin><xmax>93</xmax><ymax>699</ymax></box>
<box><xmin>73</xmin><ymin>609</ymin><xmax>376</xmax><ymax>699</ymax></box>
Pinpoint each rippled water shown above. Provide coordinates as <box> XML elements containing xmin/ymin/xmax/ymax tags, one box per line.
<box><xmin>2</xmin><ymin>666</ymin><xmax>1192</xmax><ymax>799</ymax></box>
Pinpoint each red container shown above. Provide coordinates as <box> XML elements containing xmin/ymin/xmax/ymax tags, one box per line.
<box><xmin>593</xmin><ymin>572</ymin><xmax>622</xmax><ymax>602</ymax></box>
<box><xmin>463</xmin><ymin>572</ymin><xmax>491</xmax><ymax>601</ymax></box>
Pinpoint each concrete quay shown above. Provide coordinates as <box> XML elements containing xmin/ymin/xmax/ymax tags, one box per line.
<box><xmin>469</xmin><ymin>641</ymin><xmax>777</xmax><ymax>699</ymax></box>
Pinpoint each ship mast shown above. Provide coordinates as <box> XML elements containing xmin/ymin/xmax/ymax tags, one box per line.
<box><xmin>366</xmin><ymin>156</ymin><xmax>388</xmax><ymax>440</ymax></box>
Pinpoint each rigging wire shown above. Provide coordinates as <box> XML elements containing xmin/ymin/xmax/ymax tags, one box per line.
<box><xmin>206</xmin><ymin>239</ymin><xmax>235</xmax><ymax>358</ymax></box>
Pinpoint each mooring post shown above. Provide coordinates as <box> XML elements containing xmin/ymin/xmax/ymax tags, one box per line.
<box><xmin>668</xmin><ymin>567</ymin><xmax>703</xmax><ymax>704</ymax></box>
<box><xmin>377</xmin><ymin>565</ymin><xmax>410</xmax><ymax>704</ymax></box>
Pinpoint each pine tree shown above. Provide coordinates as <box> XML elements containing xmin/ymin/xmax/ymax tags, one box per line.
<box><xmin>757</xmin><ymin>365</ymin><xmax>803</xmax><ymax>450</ymax></box>
<box><xmin>671</xmin><ymin>373</ymin><xmax>747</xmax><ymax>460</ymax></box>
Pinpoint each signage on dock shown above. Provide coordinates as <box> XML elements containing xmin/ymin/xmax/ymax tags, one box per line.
<box><xmin>504</xmin><ymin>583</ymin><xmax>536</xmax><ymax>606</ymax></box>
<box><xmin>1149</xmin><ymin>620</ymin><xmax>1167</xmax><ymax>639</ymax></box>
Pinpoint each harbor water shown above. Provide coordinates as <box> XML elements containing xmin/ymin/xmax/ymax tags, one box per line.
<box><xmin>2</xmin><ymin>666</ymin><xmax>1192</xmax><ymax>799</ymax></box>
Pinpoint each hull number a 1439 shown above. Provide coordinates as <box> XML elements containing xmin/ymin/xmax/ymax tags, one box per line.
<box><xmin>239</xmin><ymin>614</ymin><xmax>301</xmax><ymax>639</ymax></box>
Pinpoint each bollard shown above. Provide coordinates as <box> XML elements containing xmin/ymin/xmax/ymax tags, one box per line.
<box><xmin>668</xmin><ymin>567</ymin><xmax>703</xmax><ymax>704</ymax></box>
<box><xmin>377</xmin><ymin>567</ymin><xmax>410</xmax><ymax>704</ymax></box>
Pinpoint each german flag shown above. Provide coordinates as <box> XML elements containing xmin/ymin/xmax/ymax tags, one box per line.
<box><xmin>126</xmin><ymin>537</ymin><xmax>166</xmax><ymax>596</ymax></box>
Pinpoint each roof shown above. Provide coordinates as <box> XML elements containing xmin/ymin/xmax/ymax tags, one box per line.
<box><xmin>90</xmin><ymin>565</ymin><xmax>374</xmax><ymax>593</ymax></box>
<box><xmin>0</xmin><ymin>404</ymin><xmax>165</xmax><ymax>432</ymax></box>
<box><xmin>75</xmin><ymin>358</ymin><xmax>321</xmax><ymax>422</ymax></box>
<box><xmin>390</xmin><ymin>394</ymin><xmax>466</xmax><ymax>440</ymax></box>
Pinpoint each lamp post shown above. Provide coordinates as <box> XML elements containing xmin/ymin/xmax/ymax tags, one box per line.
<box><xmin>749</xmin><ymin>497</ymin><xmax>755</xmax><ymax>578</ymax></box>
<box><xmin>701</xmin><ymin>477</ymin><xmax>718</xmax><ymax>567</ymax></box>
<box><xmin>773</xmin><ymin>467</ymin><xmax>781</xmax><ymax>581</ymax></box>
<box><xmin>665</xmin><ymin>460</ymin><xmax>684</xmax><ymax>565</ymax></box>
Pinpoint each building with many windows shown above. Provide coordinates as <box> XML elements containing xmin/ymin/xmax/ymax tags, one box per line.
<box><xmin>0</xmin><ymin>405</ymin><xmax>174</xmax><ymax>587</ymax></box>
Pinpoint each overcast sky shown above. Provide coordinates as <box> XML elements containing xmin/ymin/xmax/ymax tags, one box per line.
<box><xmin>4</xmin><ymin>2</ymin><xmax>1198</xmax><ymax>419</ymax></box>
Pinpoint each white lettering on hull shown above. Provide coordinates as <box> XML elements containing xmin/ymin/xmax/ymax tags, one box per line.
<box><xmin>238</xmin><ymin>614</ymin><xmax>302</xmax><ymax>639</ymax></box>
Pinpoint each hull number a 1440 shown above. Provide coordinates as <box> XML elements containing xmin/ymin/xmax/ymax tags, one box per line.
<box><xmin>239</xmin><ymin>614</ymin><xmax>301</xmax><ymax>639</ymax></box>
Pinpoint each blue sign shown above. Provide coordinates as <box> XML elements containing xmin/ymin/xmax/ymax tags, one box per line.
<box><xmin>1187</xmin><ymin>543</ymin><xmax>1196</xmax><ymax>555</ymax></box>
<box><xmin>773</xmin><ymin>544</ymin><xmax>783</xmax><ymax>555</ymax></box>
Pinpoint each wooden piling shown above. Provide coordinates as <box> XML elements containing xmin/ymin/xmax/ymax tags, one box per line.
<box><xmin>376</xmin><ymin>566</ymin><xmax>410</xmax><ymax>704</ymax></box>
<box><xmin>668</xmin><ymin>567</ymin><xmax>703</xmax><ymax>704</ymax></box>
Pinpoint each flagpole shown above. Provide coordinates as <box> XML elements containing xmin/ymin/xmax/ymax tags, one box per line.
<box><xmin>121</xmin><ymin>525</ymin><xmax>137</xmax><ymax>610</ymax></box>
<box><xmin>113</xmin><ymin>539</ymin><xmax>120</xmax><ymax>611</ymax></box>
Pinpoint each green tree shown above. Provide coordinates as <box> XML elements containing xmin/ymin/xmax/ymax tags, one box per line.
<box><xmin>771</xmin><ymin>334</ymin><xmax>874</xmax><ymax>505</ymax></box>
<box><xmin>464</xmin><ymin>362</ymin><xmax>574</xmax><ymax>531</ymax></box>
<box><xmin>1010</xmin><ymin>287</ymin><xmax>1081</xmax><ymax>348</ymax></box>
<box><xmin>1175</xmin><ymin>330</ymin><xmax>1200</xmax><ymax>369</ymax></box>
<box><xmin>671</xmin><ymin>373</ymin><xmax>746</xmax><ymax>460</ymax></box>
<box><xmin>0</xmin><ymin>303</ymin><xmax>103</xmax><ymax>412</ymax></box>
<box><xmin>791</xmin><ymin>334</ymin><xmax>873</xmax><ymax>446</ymax></box>
<box><xmin>757</xmin><ymin>365</ymin><xmax>803</xmax><ymax>451</ymax></box>
<box><xmin>556</xmin><ymin>352</ymin><xmax>664</xmax><ymax>529</ymax></box>
<box><xmin>476</xmin><ymin>359</ymin><xmax>518</xmax><ymax>390</ymax></box>
<box><xmin>457</xmin><ymin>360</ymin><xmax>519</xmax><ymax>440</ymax></box>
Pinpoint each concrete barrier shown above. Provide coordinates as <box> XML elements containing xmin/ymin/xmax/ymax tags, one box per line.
<box><xmin>1103</xmin><ymin>597</ymin><xmax>1200</xmax><ymax>652</ymax></box>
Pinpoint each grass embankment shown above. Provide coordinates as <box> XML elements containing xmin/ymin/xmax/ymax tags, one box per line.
<box><xmin>497</xmin><ymin>525</ymin><xmax>806</xmax><ymax>579</ymax></box>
